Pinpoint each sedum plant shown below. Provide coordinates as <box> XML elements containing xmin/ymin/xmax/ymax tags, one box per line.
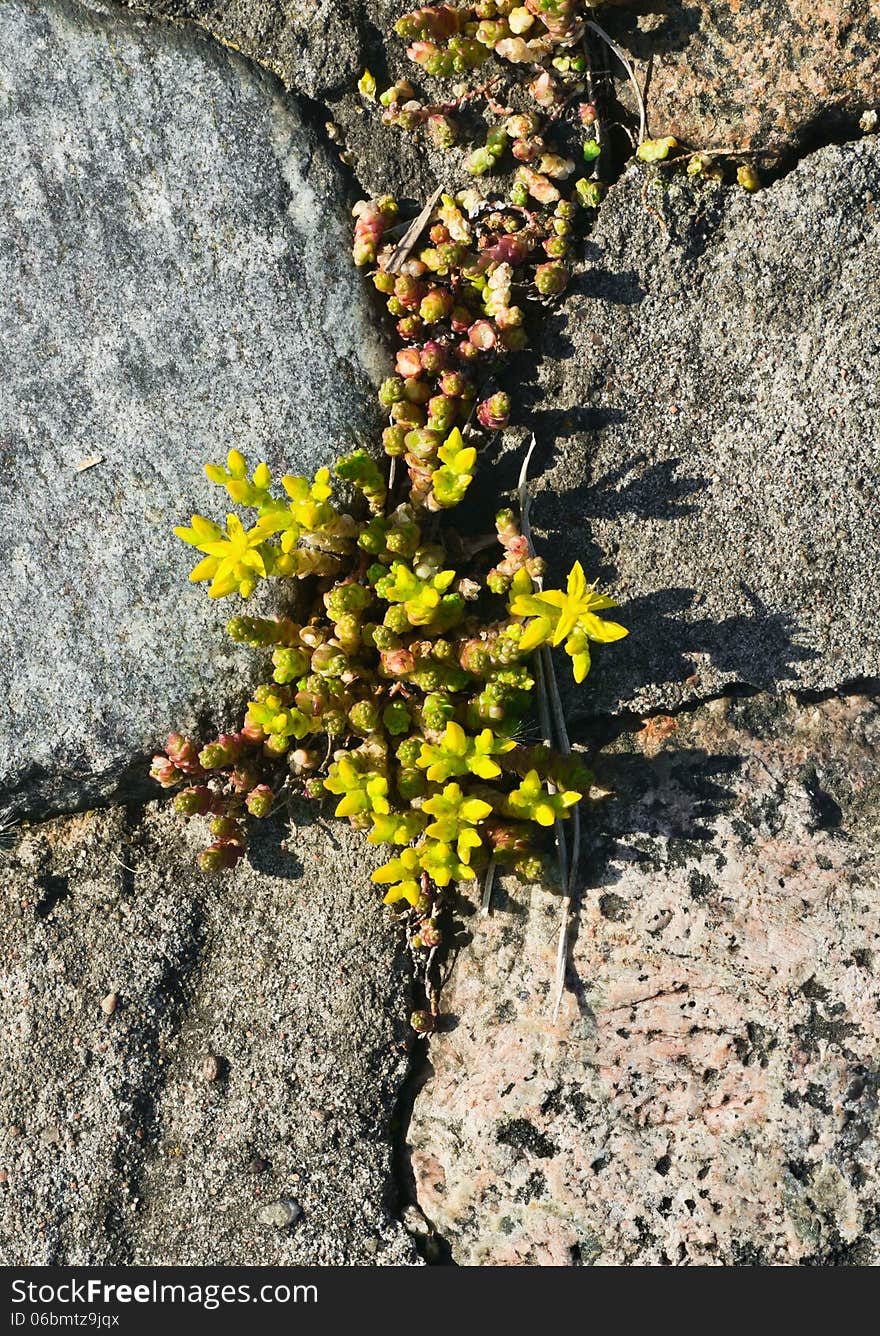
<box><xmin>152</xmin><ymin>0</ymin><xmax>635</xmax><ymax>1031</ymax></box>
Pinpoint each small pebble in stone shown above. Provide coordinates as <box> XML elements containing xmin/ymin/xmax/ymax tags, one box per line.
<box><xmin>7</xmin><ymin>1127</ymin><xmax>20</xmax><ymax>1139</ymax></box>
<box><xmin>0</xmin><ymin>1169</ymin><xmax>8</xmax><ymax>1183</ymax></box>
<box><xmin>201</xmin><ymin>1054</ymin><xmax>221</xmax><ymax>1082</ymax></box>
<box><xmin>248</xmin><ymin>1157</ymin><xmax>268</xmax><ymax>1175</ymax></box>
<box><xmin>101</xmin><ymin>992</ymin><xmax>118</xmax><ymax>1016</ymax></box>
<box><xmin>401</xmin><ymin>1204</ymin><xmax>431</xmax><ymax>1237</ymax></box>
<box><xmin>257</xmin><ymin>1199</ymin><xmax>301</xmax><ymax>1229</ymax></box>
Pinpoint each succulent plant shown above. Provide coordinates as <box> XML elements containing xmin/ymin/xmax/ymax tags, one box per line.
<box><xmin>152</xmin><ymin>1</ymin><xmax>641</xmax><ymax>1033</ymax></box>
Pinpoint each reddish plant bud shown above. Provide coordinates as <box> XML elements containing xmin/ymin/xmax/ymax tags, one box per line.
<box><xmin>439</xmin><ymin>369</ymin><xmax>467</xmax><ymax>396</ymax></box>
<box><xmin>484</xmin><ymin>818</ymin><xmax>532</xmax><ymax>852</ymax></box>
<box><xmin>198</xmin><ymin>840</ymin><xmax>245</xmax><ymax>874</ymax></box>
<box><xmin>419</xmin><ymin>922</ymin><xmax>443</xmax><ymax>948</ymax></box>
<box><xmin>485</xmin><ymin>234</ymin><xmax>531</xmax><ymax>266</ymax></box>
<box><xmin>231</xmin><ymin>763</ymin><xmax>261</xmax><ymax>793</ymax></box>
<box><xmin>165</xmin><ymin>733</ymin><xmax>201</xmax><ymax>772</ymax></box>
<box><xmin>477</xmin><ymin>391</ymin><xmax>511</xmax><ymax>431</ymax></box>
<box><xmin>456</xmin><ymin>338</ymin><xmax>480</xmax><ymax>363</ymax></box>
<box><xmin>289</xmin><ymin>748</ymin><xmax>318</xmax><ymax>775</ymax></box>
<box><xmin>396</xmin><ymin>347</ymin><xmax>423</xmax><ymax>378</ymax></box>
<box><xmin>420</xmin><ymin>340</ymin><xmax>449</xmax><ymax>374</ymax></box>
<box><xmin>449</xmin><ymin>305</ymin><xmax>473</xmax><ymax>333</ymax></box>
<box><xmin>381</xmin><ymin>648</ymin><xmax>416</xmax><ymax>677</ymax></box>
<box><xmin>150</xmin><ymin>755</ymin><xmax>181</xmax><ymax>788</ymax></box>
<box><xmin>397</xmin><ymin>315</ymin><xmax>424</xmax><ymax>340</ymax></box>
<box><xmin>240</xmin><ymin>721</ymin><xmax>266</xmax><ymax>744</ymax></box>
<box><xmin>394</xmin><ymin>273</ymin><xmax>426</xmax><ymax>309</ymax></box>
<box><xmin>512</xmin><ymin>137</ymin><xmax>539</xmax><ymax>162</ymax></box>
<box><xmin>245</xmin><ymin>784</ymin><xmax>275</xmax><ymax>818</ymax></box>
<box><xmin>468</xmin><ymin>320</ymin><xmax>497</xmax><ymax>351</ymax></box>
<box><xmin>579</xmin><ymin>101</ymin><xmax>598</xmax><ymax>126</ymax></box>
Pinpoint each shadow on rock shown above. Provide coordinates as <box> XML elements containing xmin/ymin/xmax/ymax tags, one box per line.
<box><xmin>569</xmin><ymin>586</ymin><xmax>817</xmax><ymax>718</ymax></box>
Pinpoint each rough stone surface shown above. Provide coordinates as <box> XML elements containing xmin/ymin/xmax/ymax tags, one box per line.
<box><xmin>605</xmin><ymin>0</ymin><xmax>880</xmax><ymax>165</ymax></box>
<box><xmin>0</xmin><ymin>0</ymin><xmax>385</xmax><ymax>817</ymax></box>
<box><xmin>512</xmin><ymin>137</ymin><xmax>880</xmax><ymax>718</ymax></box>
<box><xmin>409</xmin><ymin>692</ymin><xmax>880</xmax><ymax>1265</ymax></box>
<box><xmin>123</xmin><ymin>1</ymin><xmax>880</xmax><ymax>177</ymax></box>
<box><xmin>0</xmin><ymin>800</ymin><xmax>417</xmax><ymax>1264</ymax></box>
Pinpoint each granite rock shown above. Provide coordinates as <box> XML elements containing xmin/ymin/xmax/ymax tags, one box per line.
<box><xmin>122</xmin><ymin>1</ymin><xmax>880</xmax><ymax>183</ymax></box>
<box><xmin>510</xmin><ymin>137</ymin><xmax>880</xmax><ymax>718</ymax></box>
<box><xmin>604</xmin><ymin>0</ymin><xmax>880</xmax><ymax>166</ymax></box>
<box><xmin>0</xmin><ymin>0</ymin><xmax>385</xmax><ymax>817</ymax></box>
<box><xmin>0</xmin><ymin>800</ymin><xmax>417</xmax><ymax>1264</ymax></box>
<box><xmin>408</xmin><ymin>692</ymin><xmax>880</xmax><ymax>1265</ymax></box>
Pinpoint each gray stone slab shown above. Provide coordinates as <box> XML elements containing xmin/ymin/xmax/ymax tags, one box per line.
<box><xmin>516</xmin><ymin>138</ymin><xmax>880</xmax><ymax>718</ymax></box>
<box><xmin>0</xmin><ymin>800</ymin><xmax>417</xmax><ymax>1264</ymax></box>
<box><xmin>0</xmin><ymin>0</ymin><xmax>385</xmax><ymax>815</ymax></box>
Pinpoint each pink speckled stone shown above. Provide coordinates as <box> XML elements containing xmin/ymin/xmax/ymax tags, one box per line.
<box><xmin>605</xmin><ymin>0</ymin><xmax>880</xmax><ymax>162</ymax></box>
<box><xmin>409</xmin><ymin>694</ymin><xmax>880</xmax><ymax>1264</ymax></box>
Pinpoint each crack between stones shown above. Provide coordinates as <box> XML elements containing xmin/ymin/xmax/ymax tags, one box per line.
<box><xmin>6</xmin><ymin>675</ymin><xmax>880</xmax><ymax>827</ymax></box>
<box><xmin>577</xmin><ymin>675</ymin><xmax>880</xmax><ymax>753</ymax></box>
<box><xmin>389</xmin><ymin>1032</ymin><xmax>456</xmax><ymax>1266</ymax></box>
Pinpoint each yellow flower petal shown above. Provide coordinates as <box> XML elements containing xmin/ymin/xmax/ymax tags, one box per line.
<box><xmin>579</xmin><ymin>614</ymin><xmax>628</xmax><ymax>644</ymax></box>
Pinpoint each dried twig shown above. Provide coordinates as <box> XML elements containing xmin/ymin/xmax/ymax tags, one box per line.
<box><xmin>585</xmin><ymin>18</ymin><xmax>646</xmax><ymax>146</ymax></box>
<box><xmin>480</xmin><ymin>855</ymin><xmax>497</xmax><ymax>915</ymax></box>
<box><xmin>383</xmin><ymin>185</ymin><xmax>444</xmax><ymax>274</ymax></box>
<box><xmin>517</xmin><ymin>438</ymin><xmax>578</xmax><ymax>1022</ymax></box>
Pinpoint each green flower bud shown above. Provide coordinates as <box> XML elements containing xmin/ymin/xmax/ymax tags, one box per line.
<box><xmin>199</xmin><ymin>733</ymin><xmax>243</xmax><ymax>769</ymax></box>
<box><xmin>210</xmin><ymin>815</ymin><xmax>244</xmax><ymax>841</ymax></box>
<box><xmin>427</xmin><ymin>394</ymin><xmax>459</xmax><ymax>433</ymax></box>
<box><xmin>174</xmin><ymin>785</ymin><xmax>217</xmax><ymax>817</ymax></box>
<box><xmin>272</xmin><ymin>646</ymin><xmax>310</xmax><ymax>684</ymax></box>
<box><xmin>398</xmin><ymin>767</ymin><xmax>428</xmax><ymax>800</ymax></box>
<box><xmin>575</xmin><ymin>178</ymin><xmax>603</xmax><ymax>209</ymax></box>
<box><xmin>349</xmin><ymin>700</ymin><xmax>382</xmax><ymax>735</ymax></box>
<box><xmin>419</xmin><ymin>287</ymin><xmax>454</xmax><ymax>323</ymax></box>
<box><xmin>311</xmin><ymin>643</ymin><xmax>347</xmax><ymax>677</ymax></box>
<box><xmin>427</xmin><ymin>113</ymin><xmax>458</xmax><ymax>149</ymax></box>
<box><xmin>198</xmin><ymin>840</ymin><xmax>245</xmax><ymax>873</ymax></box>
<box><xmin>383</xmin><ymin>701</ymin><xmax>412</xmax><ymax>735</ymax></box>
<box><xmin>410</xmin><ymin>1010</ymin><xmax>436</xmax><ymax>1033</ymax></box>
<box><xmin>396</xmin><ymin>736</ymin><xmax>422</xmax><ymax>766</ymax></box>
<box><xmin>421</xmin><ymin>691</ymin><xmax>456</xmax><ymax>731</ymax></box>
<box><xmin>383</xmin><ymin>426</ymin><xmax>408</xmax><ymax>456</ymax></box>
<box><xmin>379</xmin><ymin>376</ymin><xmax>406</xmax><ymax>406</ymax></box>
